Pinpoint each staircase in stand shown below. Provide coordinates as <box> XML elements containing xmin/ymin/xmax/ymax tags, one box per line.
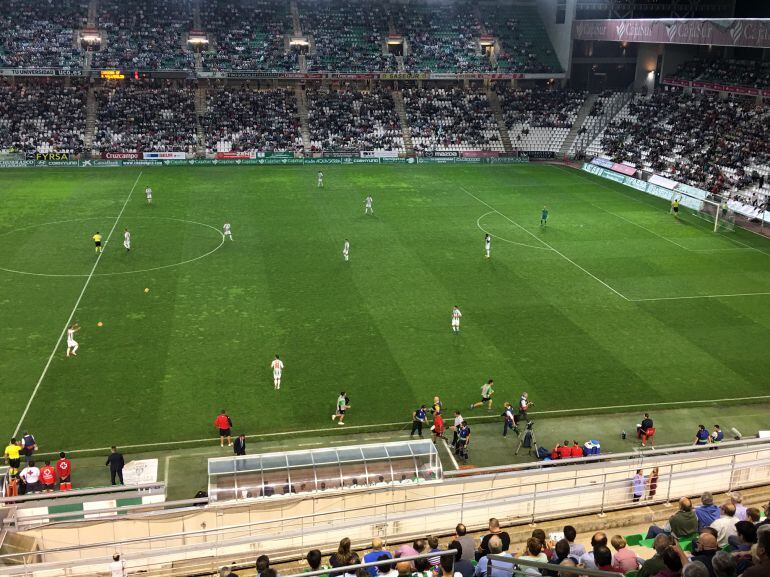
<box><xmin>391</xmin><ymin>90</ymin><xmax>414</xmax><ymax>155</ymax></box>
<box><xmin>559</xmin><ymin>93</ymin><xmax>597</xmax><ymax>157</ymax></box>
<box><xmin>295</xmin><ymin>85</ymin><xmax>311</xmax><ymax>152</ymax></box>
<box><xmin>195</xmin><ymin>86</ymin><xmax>207</xmax><ymax>157</ymax></box>
<box><xmin>487</xmin><ymin>89</ymin><xmax>512</xmax><ymax>154</ymax></box>
<box><xmin>290</xmin><ymin>0</ymin><xmax>302</xmax><ymax>35</ymax></box>
<box><xmin>84</xmin><ymin>86</ymin><xmax>97</xmax><ymax>156</ymax></box>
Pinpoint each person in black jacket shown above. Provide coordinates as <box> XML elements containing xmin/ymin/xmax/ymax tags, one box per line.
<box><xmin>106</xmin><ymin>446</ymin><xmax>125</xmax><ymax>485</ymax></box>
<box><xmin>233</xmin><ymin>434</ymin><xmax>246</xmax><ymax>456</ymax></box>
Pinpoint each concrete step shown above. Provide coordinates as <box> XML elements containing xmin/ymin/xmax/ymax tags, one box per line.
<box><xmin>487</xmin><ymin>89</ymin><xmax>512</xmax><ymax>154</ymax></box>
<box><xmin>84</xmin><ymin>85</ymin><xmax>97</xmax><ymax>156</ymax></box>
<box><xmin>195</xmin><ymin>86</ymin><xmax>207</xmax><ymax>156</ymax></box>
<box><xmin>295</xmin><ymin>85</ymin><xmax>311</xmax><ymax>152</ymax></box>
<box><xmin>559</xmin><ymin>93</ymin><xmax>597</xmax><ymax>157</ymax></box>
<box><xmin>391</xmin><ymin>90</ymin><xmax>414</xmax><ymax>155</ymax></box>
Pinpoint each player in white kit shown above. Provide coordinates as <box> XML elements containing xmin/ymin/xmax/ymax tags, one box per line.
<box><xmin>317</xmin><ymin>171</ymin><xmax>324</xmax><ymax>188</ymax></box>
<box><xmin>123</xmin><ymin>228</ymin><xmax>131</xmax><ymax>252</ymax></box>
<box><xmin>145</xmin><ymin>186</ymin><xmax>153</xmax><ymax>204</ymax></box>
<box><xmin>342</xmin><ymin>239</ymin><xmax>350</xmax><ymax>261</ymax></box>
<box><xmin>66</xmin><ymin>323</ymin><xmax>80</xmax><ymax>357</ymax></box>
<box><xmin>451</xmin><ymin>306</ymin><xmax>462</xmax><ymax>333</ymax></box>
<box><xmin>484</xmin><ymin>233</ymin><xmax>491</xmax><ymax>259</ymax></box>
<box><xmin>223</xmin><ymin>222</ymin><xmax>233</xmax><ymax>241</ymax></box>
<box><xmin>271</xmin><ymin>354</ymin><xmax>284</xmax><ymax>389</ymax></box>
<box><xmin>364</xmin><ymin>195</ymin><xmax>373</xmax><ymax>215</ymax></box>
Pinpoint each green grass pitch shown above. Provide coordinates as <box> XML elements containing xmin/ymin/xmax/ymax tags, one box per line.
<box><xmin>2</xmin><ymin>163</ymin><xmax>770</xmax><ymax>452</ymax></box>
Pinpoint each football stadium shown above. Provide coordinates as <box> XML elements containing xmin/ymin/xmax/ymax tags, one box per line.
<box><xmin>1</xmin><ymin>0</ymin><xmax>770</xmax><ymax>575</ymax></box>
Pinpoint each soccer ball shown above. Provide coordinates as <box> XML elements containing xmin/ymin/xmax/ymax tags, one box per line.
<box><xmin>144</xmin><ymin>288</ymin><xmax>150</xmax><ymax>293</ymax></box>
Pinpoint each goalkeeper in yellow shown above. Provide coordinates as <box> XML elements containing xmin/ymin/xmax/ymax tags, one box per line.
<box><xmin>93</xmin><ymin>231</ymin><xmax>103</xmax><ymax>253</ymax></box>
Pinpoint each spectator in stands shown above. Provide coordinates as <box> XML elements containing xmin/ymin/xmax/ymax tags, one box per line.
<box><xmin>427</xmin><ymin>536</ymin><xmax>442</xmax><ymax>567</ymax></box>
<box><xmin>454</xmin><ymin>524</ymin><xmax>476</xmax><ymax>562</ymax></box>
<box><xmin>594</xmin><ymin>545</ymin><xmax>623</xmax><ymax>574</ymax></box>
<box><xmin>747</xmin><ymin>508</ymin><xmax>762</xmax><ymax>524</ymax></box>
<box><xmin>111</xmin><ymin>553</ymin><xmax>127</xmax><ymax>577</ymax></box>
<box><xmin>553</xmin><ymin>539</ymin><xmax>575</xmax><ymax>565</ymax></box>
<box><xmin>364</xmin><ymin>538</ymin><xmax>392</xmax><ymax>576</ymax></box>
<box><xmin>683</xmin><ymin>562</ymin><xmax>711</xmax><ymax>577</ymax></box>
<box><xmin>611</xmin><ymin>536</ymin><xmax>641</xmax><ymax>573</ymax></box>
<box><xmin>440</xmin><ymin>552</ymin><xmax>462</xmax><ymax>577</ymax></box>
<box><xmin>647</xmin><ymin>497</ymin><xmax>699</xmax><ymax>539</ymax></box>
<box><xmin>696</xmin><ymin>493</ymin><xmax>721</xmax><ymax>530</ymax></box>
<box><xmin>656</xmin><ymin>545</ymin><xmax>685</xmax><ymax>577</ymax></box>
<box><xmin>633</xmin><ymin>469</ymin><xmax>646</xmax><ymax>502</ymax></box>
<box><xmin>256</xmin><ymin>555</ymin><xmax>271</xmax><ymax>577</ymax></box>
<box><xmin>579</xmin><ymin>532</ymin><xmax>611</xmax><ymax>570</ymax></box>
<box><xmin>413</xmin><ymin>558</ymin><xmax>432</xmax><ymax>577</ymax></box>
<box><xmin>728</xmin><ymin>492</ymin><xmax>747</xmax><ymax>521</ymax></box>
<box><xmin>690</xmin><ymin>532</ymin><xmax>719</xmax><ymax>577</ymax></box>
<box><xmin>710</xmin><ymin>551</ymin><xmax>737</xmax><ymax>577</ymax></box>
<box><xmin>306</xmin><ymin>549</ymin><xmax>328</xmax><ymax>575</ymax></box>
<box><xmin>330</xmin><ymin>538</ymin><xmax>355</xmax><ymax>576</ymax></box>
<box><xmin>395</xmin><ymin>561</ymin><xmax>411</xmax><ymax>577</ymax></box>
<box><xmin>728</xmin><ymin>520</ymin><xmax>757</xmax><ymax>552</ymax></box>
<box><xmin>447</xmin><ymin>541</ymin><xmax>474</xmax><ymax>577</ymax></box>
<box><xmin>263</xmin><ymin>569</ymin><xmax>278</xmax><ymax>577</ymax></box>
<box><xmin>517</xmin><ymin>537</ymin><xmax>549</xmax><ymax>576</ymax></box>
<box><xmin>564</xmin><ymin>526</ymin><xmax>585</xmax><ymax>559</ymax></box>
<box><xmin>474</xmin><ymin>536</ymin><xmax>512</xmax><ymax>577</ymax></box>
<box><xmin>377</xmin><ymin>557</ymin><xmax>397</xmax><ymax>577</ymax></box>
<box><xmin>759</xmin><ymin>504</ymin><xmax>770</xmax><ymax>527</ymax></box>
<box><xmin>531</xmin><ymin>529</ymin><xmax>554</xmax><ymax>561</ymax></box>
<box><xmin>477</xmin><ymin>518</ymin><xmax>511</xmax><ymax>560</ymax></box>
<box><xmin>742</xmin><ymin>528</ymin><xmax>770</xmax><ymax>577</ymax></box>
<box><xmin>558</xmin><ymin>559</ymin><xmax>577</xmax><ymax>577</ymax></box>
<box><xmin>638</xmin><ymin>534</ymin><xmax>673</xmax><ymax>577</ymax></box>
<box><xmin>710</xmin><ymin>504</ymin><xmax>738</xmax><ymax>547</ymax></box>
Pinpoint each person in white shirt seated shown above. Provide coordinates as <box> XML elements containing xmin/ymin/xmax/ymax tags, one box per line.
<box><xmin>710</xmin><ymin>503</ymin><xmax>738</xmax><ymax>547</ymax></box>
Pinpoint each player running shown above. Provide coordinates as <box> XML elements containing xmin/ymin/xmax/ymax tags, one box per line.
<box><xmin>484</xmin><ymin>233</ymin><xmax>491</xmax><ymax>259</ymax></box>
<box><xmin>123</xmin><ymin>228</ymin><xmax>131</xmax><ymax>252</ymax></box>
<box><xmin>540</xmin><ymin>206</ymin><xmax>549</xmax><ymax>227</ymax></box>
<box><xmin>270</xmin><ymin>354</ymin><xmax>284</xmax><ymax>390</ymax></box>
<box><xmin>364</xmin><ymin>195</ymin><xmax>373</xmax><ymax>215</ymax></box>
<box><xmin>145</xmin><ymin>186</ymin><xmax>153</xmax><ymax>204</ymax></box>
<box><xmin>66</xmin><ymin>323</ymin><xmax>80</xmax><ymax>357</ymax></box>
<box><xmin>223</xmin><ymin>222</ymin><xmax>233</xmax><ymax>241</ymax></box>
<box><xmin>317</xmin><ymin>171</ymin><xmax>324</xmax><ymax>188</ymax></box>
<box><xmin>93</xmin><ymin>231</ymin><xmax>103</xmax><ymax>253</ymax></box>
<box><xmin>342</xmin><ymin>239</ymin><xmax>350</xmax><ymax>262</ymax></box>
<box><xmin>331</xmin><ymin>391</ymin><xmax>349</xmax><ymax>425</ymax></box>
<box><xmin>470</xmin><ymin>379</ymin><xmax>495</xmax><ymax>411</ymax></box>
<box><xmin>451</xmin><ymin>305</ymin><xmax>462</xmax><ymax>333</ymax></box>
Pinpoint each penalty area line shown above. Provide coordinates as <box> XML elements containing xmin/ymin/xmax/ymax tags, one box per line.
<box><xmin>29</xmin><ymin>393</ymin><xmax>770</xmax><ymax>457</ymax></box>
<box><xmin>12</xmin><ymin>172</ymin><xmax>143</xmax><ymax>438</ymax></box>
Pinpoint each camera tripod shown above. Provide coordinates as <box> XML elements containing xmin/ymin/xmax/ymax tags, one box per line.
<box><xmin>514</xmin><ymin>423</ymin><xmax>539</xmax><ymax>457</ymax></box>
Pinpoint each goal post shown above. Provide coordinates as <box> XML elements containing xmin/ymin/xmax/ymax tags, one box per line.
<box><xmin>669</xmin><ymin>190</ymin><xmax>735</xmax><ymax>232</ymax></box>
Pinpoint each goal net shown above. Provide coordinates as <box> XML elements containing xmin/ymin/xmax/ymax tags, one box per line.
<box><xmin>670</xmin><ymin>190</ymin><xmax>735</xmax><ymax>232</ymax></box>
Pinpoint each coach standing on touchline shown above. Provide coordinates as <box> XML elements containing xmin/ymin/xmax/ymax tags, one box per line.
<box><xmin>106</xmin><ymin>446</ymin><xmax>125</xmax><ymax>485</ymax></box>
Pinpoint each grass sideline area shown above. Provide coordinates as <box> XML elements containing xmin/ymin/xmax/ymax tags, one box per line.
<box><xmin>2</xmin><ymin>163</ymin><xmax>770</xmax><ymax>457</ymax></box>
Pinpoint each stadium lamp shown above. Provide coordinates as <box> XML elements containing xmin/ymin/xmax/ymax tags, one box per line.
<box><xmin>188</xmin><ymin>36</ymin><xmax>209</xmax><ymax>45</ymax></box>
<box><xmin>289</xmin><ymin>38</ymin><xmax>309</xmax><ymax>46</ymax></box>
<box><xmin>82</xmin><ymin>33</ymin><xmax>101</xmax><ymax>43</ymax></box>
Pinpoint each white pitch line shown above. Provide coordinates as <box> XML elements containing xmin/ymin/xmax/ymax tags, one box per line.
<box><xmin>475</xmin><ymin>212</ymin><xmax>553</xmax><ymax>251</ymax></box>
<box><xmin>12</xmin><ymin>172</ymin><xmax>143</xmax><ymax>438</ymax></box>
<box><xmin>443</xmin><ymin>439</ymin><xmax>460</xmax><ymax>470</ymax></box>
<box><xmin>460</xmin><ymin>186</ymin><xmax>630</xmax><ymax>301</ymax></box>
<box><xmin>631</xmin><ymin>291</ymin><xmax>770</xmax><ymax>302</ymax></box>
<box><xmin>29</xmin><ymin>393</ymin><xmax>770</xmax><ymax>457</ymax></box>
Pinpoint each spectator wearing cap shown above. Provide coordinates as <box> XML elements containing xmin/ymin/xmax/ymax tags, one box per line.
<box><xmin>696</xmin><ymin>493</ymin><xmax>721</xmax><ymax>530</ymax></box>
<box><xmin>710</xmin><ymin>503</ymin><xmax>738</xmax><ymax>547</ymax></box>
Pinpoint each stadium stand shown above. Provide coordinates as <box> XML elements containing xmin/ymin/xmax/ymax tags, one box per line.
<box><xmin>0</xmin><ymin>0</ymin><xmax>87</xmax><ymax>69</ymax></box>
<box><xmin>587</xmin><ymin>90</ymin><xmax>770</xmax><ymax>198</ymax></box>
<box><xmin>394</xmin><ymin>1</ymin><xmax>489</xmax><ymax>73</ymax></box>
<box><xmin>481</xmin><ymin>3</ymin><xmax>561</xmax><ymax>73</ymax></box>
<box><xmin>497</xmin><ymin>87</ymin><xmax>586</xmax><ymax>153</ymax></box>
<box><xmin>670</xmin><ymin>58</ymin><xmax>770</xmax><ymax>89</ymax></box>
<box><xmin>299</xmin><ymin>0</ymin><xmax>394</xmax><ymax>72</ymax></box>
<box><xmin>306</xmin><ymin>88</ymin><xmax>404</xmax><ymax>152</ymax></box>
<box><xmin>93</xmin><ymin>0</ymin><xmax>195</xmax><ymax>70</ymax></box>
<box><xmin>200</xmin><ymin>0</ymin><xmax>297</xmax><ymax>72</ymax></box>
<box><xmin>93</xmin><ymin>80</ymin><xmax>198</xmax><ymax>153</ymax></box>
<box><xmin>202</xmin><ymin>87</ymin><xmax>303</xmax><ymax>153</ymax></box>
<box><xmin>0</xmin><ymin>80</ymin><xmax>87</xmax><ymax>154</ymax></box>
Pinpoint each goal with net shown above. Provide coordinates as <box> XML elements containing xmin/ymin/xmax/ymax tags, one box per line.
<box><xmin>670</xmin><ymin>189</ymin><xmax>735</xmax><ymax>232</ymax></box>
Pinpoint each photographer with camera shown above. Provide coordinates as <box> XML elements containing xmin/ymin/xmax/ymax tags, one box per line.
<box><xmin>518</xmin><ymin>392</ymin><xmax>533</xmax><ymax>421</ymax></box>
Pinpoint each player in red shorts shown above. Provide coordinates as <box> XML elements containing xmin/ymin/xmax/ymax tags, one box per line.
<box><xmin>56</xmin><ymin>451</ymin><xmax>72</xmax><ymax>490</ymax></box>
<box><xmin>39</xmin><ymin>460</ymin><xmax>56</xmax><ymax>492</ymax></box>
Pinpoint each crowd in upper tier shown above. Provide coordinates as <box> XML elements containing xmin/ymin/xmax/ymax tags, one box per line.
<box><xmin>670</xmin><ymin>59</ymin><xmax>770</xmax><ymax>89</ymax></box>
<box><xmin>0</xmin><ymin>0</ymin><xmax>560</xmax><ymax>74</ymax></box>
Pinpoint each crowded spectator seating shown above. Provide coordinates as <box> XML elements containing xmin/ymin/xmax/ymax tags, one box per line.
<box><xmin>203</xmin><ymin>87</ymin><xmax>303</xmax><ymax>154</ymax></box>
<box><xmin>300</xmin><ymin>0</ymin><xmax>394</xmax><ymax>72</ymax></box>
<box><xmin>0</xmin><ymin>80</ymin><xmax>87</xmax><ymax>154</ymax></box>
<box><xmin>394</xmin><ymin>1</ymin><xmax>489</xmax><ymax>73</ymax></box>
<box><xmin>93</xmin><ymin>81</ymin><xmax>198</xmax><ymax>153</ymax></box>
<box><xmin>569</xmin><ymin>90</ymin><xmax>627</xmax><ymax>155</ymax></box>
<box><xmin>404</xmin><ymin>88</ymin><xmax>503</xmax><ymax>153</ymax></box>
<box><xmin>670</xmin><ymin>58</ymin><xmax>770</xmax><ymax>89</ymax></box>
<box><xmin>498</xmin><ymin>88</ymin><xmax>585</xmax><ymax>153</ymax></box>
<box><xmin>200</xmin><ymin>0</ymin><xmax>297</xmax><ymax>72</ymax></box>
<box><xmin>481</xmin><ymin>3</ymin><xmax>562</xmax><ymax>73</ymax></box>
<box><xmin>92</xmin><ymin>0</ymin><xmax>195</xmax><ymax>70</ymax></box>
<box><xmin>0</xmin><ymin>0</ymin><xmax>87</xmax><ymax>69</ymax></box>
<box><xmin>307</xmin><ymin>88</ymin><xmax>404</xmax><ymax>152</ymax></box>
<box><xmin>587</xmin><ymin>90</ymin><xmax>770</xmax><ymax>197</ymax></box>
